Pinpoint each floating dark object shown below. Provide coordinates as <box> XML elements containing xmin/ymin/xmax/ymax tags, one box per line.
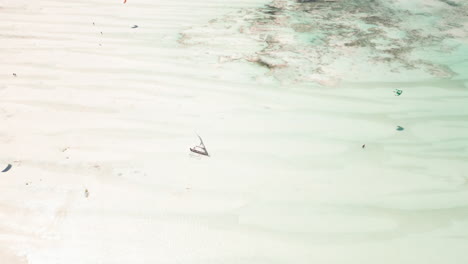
<box><xmin>396</xmin><ymin>126</ymin><xmax>404</xmax><ymax>131</ymax></box>
<box><xmin>1</xmin><ymin>164</ymin><xmax>12</xmax><ymax>173</ymax></box>
<box><xmin>13</xmin><ymin>73</ymin><xmax>17</xmax><ymax>77</ymax></box>
<box><xmin>362</xmin><ymin>144</ymin><xmax>365</xmax><ymax>149</ymax></box>
<box><xmin>131</xmin><ymin>25</ymin><xmax>138</xmax><ymax>28</ymax></box>
<box><xmin>190</xmin><ymin>134</ymin><xmax>209</xmax><ymax>156</ymax></box>
<box><xmin>84</xmin><ymin>189</ymin><xmax>89</xmax><ymax>198</ymax></box>
<box><xmin>394</xmin><ymin>89</ymin><xmax>403</xmax><ymax>96</ymax></box>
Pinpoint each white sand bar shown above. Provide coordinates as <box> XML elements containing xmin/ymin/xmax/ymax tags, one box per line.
<box><xmin>1</xmin><ymin>0</ymin><xmax>468</xmax><ymax>263</ymax></box>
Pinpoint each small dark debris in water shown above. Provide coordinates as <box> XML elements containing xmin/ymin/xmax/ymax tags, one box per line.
<box><xmin>84</xmin><ymin>189</ymin><xmax>89</xmax><ymax>198</ymax></box>
<box><xmin>396</xmin><ymin>126</ymin><xmax>404</xmax><ymax>131</ymax></box>
<box><xmin>362</xmin><ymin>144</ymin><xmax>366</xmax><ymax>149</ymax></box>
<box><xmin>131</xmin><ymin>25</ymin><xmax>138</xmax><ymax>28</ymax></box>
<box><xmin>99</xmin><ymin>44</ymin><xmax>102</xmax><ymax>46</ymax></box>
<box><xmin>100</xmin><ymin>32</ymin><xmax>103</xmax><ymax>35</ymax></box>
<box><xmin>13</xmin><ymin>73</ymin><xmax>17</xmax><ymax>77</ymax></box>
<box><xmin>394</xmin><ymin>89</ymin><xmax>403</xmax><ymax>96</ymax></box>
<box><xmin>62</xmin><ymin>147</ymin><xmax>69</xmax><ymax>152</ymax></box>
<box><xmin>1</xmin><ymin>164</ymin><xmax>12</xmax><ymax>173</ymax></box>
<box><xmin>93</xmin><ymin>22</ymin><xmax>95</xmax><ymax>26</ymax></box>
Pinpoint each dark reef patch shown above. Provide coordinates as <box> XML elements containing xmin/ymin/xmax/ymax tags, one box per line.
<box><xmin>179</xmin><ymin>0</ymin><xmax>467</xmax><ymax>84</ymax></box>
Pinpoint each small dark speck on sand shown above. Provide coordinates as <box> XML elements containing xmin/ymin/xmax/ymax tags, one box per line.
<box><xmin>13</xmin><ymin>73</ymin><xmax>17</xmax><ymax>77</ymax></box>
<box><xmin>84</xmin><ymin>189</ymin><xmax>89</xmax><ymax>198</ymax></box>
<box><xmin>132</xmin><ymin>25</ymin><xmax>138</xmax><ymax>28</ymax></box>
<box><xmin>1</xmin><ymin>164</ymin><xmax>12</xmax><ymax>173</ymax></box>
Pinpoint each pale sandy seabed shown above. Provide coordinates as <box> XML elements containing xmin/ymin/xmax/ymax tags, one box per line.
<box><xmin>0</xmin><ymin>0</ymin><xmax>468</xmax><ymax>263</ymax></box>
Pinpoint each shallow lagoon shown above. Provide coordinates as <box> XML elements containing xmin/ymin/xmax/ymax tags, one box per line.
<box><xmin>0</xmin><ymin>0</ymin><xmax>467</xmax><ymax>263</ymax></box>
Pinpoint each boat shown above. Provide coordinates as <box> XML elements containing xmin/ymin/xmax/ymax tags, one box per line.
<box><xmin>190</xmin><ymin>147</ymin><xmax>208</xmax><ymax>156</ymax></box>
<box><xmin>190</xmin><ymin>134</ymin><xmax>209</xmax><ymax>156</ymax></box>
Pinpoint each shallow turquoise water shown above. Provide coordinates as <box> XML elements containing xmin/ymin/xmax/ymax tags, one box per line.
<box><xmin>181</xmin><ymin>0</ymin><xmax>468</xmax><ymax>83</ymax></box>
<box><xmin>1</xmin><ymin>0</ymin><xmax>467</xmax><ymax>263</ymax></box>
